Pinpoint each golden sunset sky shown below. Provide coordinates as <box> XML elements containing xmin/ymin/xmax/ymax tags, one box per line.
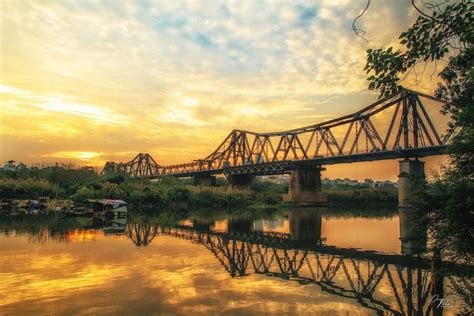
<box><xmin>0</xmin><ymin>0</ymin><xmax>449</xmax><ymax>180</ymax></box>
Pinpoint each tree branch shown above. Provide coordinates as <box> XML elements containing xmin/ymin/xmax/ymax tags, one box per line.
<box><xmin>411</xmin><ymin>0</ymin><xmax>435</xmax><ymax>20</ymax></box>
<box><xmin>352</xmin><ymin>0</ymin><xmax>371</xmax><ymax>41</ymax></box>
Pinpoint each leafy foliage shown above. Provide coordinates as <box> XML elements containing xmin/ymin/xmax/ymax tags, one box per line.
<box><xmin>414</xmin><ymin>170</ymin><xmax>474</xmax><ymax>261</ymax></box>
<box><xmin>325</xmin><ymin>188</ymin><xmax>397</xmax><ymax>205</ymax></box>
<box><xmin>365</xmin><ymin>1</ymin><xmax>473</xmax><ymax>100</ymax></box>
<box><xmin>0</xmin><ymin>178</ymin><xmax>63</xmax><ymax>199</ymax></box>
<box><xmin>365</xmin><ymin>1</ymin><xmax>473</xmax><ymax>261</ymax></box>
<box><xmin>0</xmin><ymin>166</ymin><xmax>101</xmax><ymax>196</ymax></box>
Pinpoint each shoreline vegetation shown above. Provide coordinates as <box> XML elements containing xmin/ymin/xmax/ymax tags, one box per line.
<box><xmin>0</xmin><ymin>167</ymin><xmax>397</xmax><ymax>212</ymax></box>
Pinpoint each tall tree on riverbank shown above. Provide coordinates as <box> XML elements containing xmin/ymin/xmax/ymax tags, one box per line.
<box><xmin>359</xmin><ymin>0</ymin><xmax>473</xmax><ymax>261</ymax></box>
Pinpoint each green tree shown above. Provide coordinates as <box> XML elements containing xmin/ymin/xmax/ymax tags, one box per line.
<box><xmin>363</xmin><ymin>1</ymin><xmax>473</xmax><ymax>261</ymax></box>
<box><xmin>70</xmin><ymin>185</ymin><xmax>96</xmax><ymax>203</ymax></box>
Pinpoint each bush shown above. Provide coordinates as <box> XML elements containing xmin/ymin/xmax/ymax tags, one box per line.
<box><xmin>1</xmin><ymin>167</ymin><xmax>100</xmax><ymax>192</ymax></box>
<box><xmin>99</xmin><ymin>182</ymin><xmax>124</xmax><ymax>199</ymax></box>
<box><xmin>70</xmin><ymin>185</ymin><xmax>97</xmax><ymax>203</ymax></box>
<box><xmin>0</xmin><ymin>178</ymin><xmax>62</xmax><ymax>199</ymax></box>
<box><xmin>251</xmin><ymin>179</ymin><xmax>286</xmax><ymax>193</ymax></box>
<box><xmin>105</xmin><ymin>174</ymin><xmax>126</xmax><ymax>184</ymax></box>
<box><xmin>187</xmin><ymin>188</ymin><xmax>252</xmax><ymax>209</ymax></box>
<box><xmin>1</xmin><ymin>168</ymin><xmax>397</xmax><ymax>211</ymax></box>
<box><xmin>325</xmin><ymin>188</ymin><xmax>397</xmax><ymax>205</ymax></box>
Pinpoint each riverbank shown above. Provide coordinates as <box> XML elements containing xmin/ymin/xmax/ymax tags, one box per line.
<box><xmin>0</xmin><ymin>168</ymin><xmax>398</xmax><ymax>211</ymax></box>
<box><xmin>1</xmin><ymin>206</ymin><xmax>472</xmax><ymax>315</ymax></box>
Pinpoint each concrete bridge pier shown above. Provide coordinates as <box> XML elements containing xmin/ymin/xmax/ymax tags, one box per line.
<box><xmin>194</xmin><ymin>174</ymin><xmax>216</xmax><ymax>186</ymax></box>
<box><xmin>398</xmin><ymin>159</ymin><xmax>425</xmax><ymax>209</ymax></box>
<box><xmin>284</xmin><ymin>166</ymin><xmax>327</xmax><ymax>206</ymax></box>
<box><xmin>398</xmin><ymin>159</ymin><xmax>427</xmax><ymax>254</ymax></box>
<box><xmin>226</xmin><ymin>174</ymin><xmax>255</xmax><ymax>190</ymax></box>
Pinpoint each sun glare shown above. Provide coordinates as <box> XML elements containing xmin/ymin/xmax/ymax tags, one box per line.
<box><xmin>44</xmin><ymin>151</ymin><xmax>102</xmax><ymax>160</ymax></box>
<box><xmin>76</xmin><ymin>152</ymin><xmax>101</xmax><ymax>159</ymax></box>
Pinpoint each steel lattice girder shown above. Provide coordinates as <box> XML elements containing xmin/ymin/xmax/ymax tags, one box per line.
<box><xmin>103</xmin><ymin>89</ymin><xmax>454</xmax><ymax>177</ymax></box>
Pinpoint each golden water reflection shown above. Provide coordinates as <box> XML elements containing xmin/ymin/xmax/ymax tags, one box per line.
<box><xmin>0</xmin><ymin>209</ymin><xmax>471</xmax><ymax>315</ymax></box>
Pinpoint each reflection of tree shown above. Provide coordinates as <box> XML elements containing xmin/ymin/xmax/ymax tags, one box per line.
<box><xmin>26</xmin><ymin>227</ymin><xmax>60</xmax><ymax>244</ymax></box>
<box><xmin>0</xmin><ymin>215</ymin><xmax>90</xmax><ymax>244</ymax></box>
<box><xmin>448</xmin><ymin>277</ymin><xmax>473</xmax><ymax>315</ymax></box>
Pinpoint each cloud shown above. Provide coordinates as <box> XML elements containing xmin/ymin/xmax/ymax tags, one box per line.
<box><xmin>0</xmin><ymin>84</ymin><xmax>130</xmax><ymax>126</ymax></box>
<box><xmin>0</xmin><ymin>0</ymin><xmax>443</xmax><ymax>175</ymax></box>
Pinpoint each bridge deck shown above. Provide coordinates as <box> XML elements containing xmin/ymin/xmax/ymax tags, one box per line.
<box><xmin>147</xmin><ymin>145</ymin><xmax>449</xmax><ymax>178</ymax></box>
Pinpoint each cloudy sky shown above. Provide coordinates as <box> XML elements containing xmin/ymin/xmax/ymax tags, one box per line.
<box><xmin>0</xmin><ymin>0</ymin><xmax>447</xmax><ymax>180</ymax></box>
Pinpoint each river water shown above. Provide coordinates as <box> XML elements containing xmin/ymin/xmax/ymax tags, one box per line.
<box><xmin>0</xmin><ymin>207</ymin><xmax>472</xmax><ymax>315</ymax></box>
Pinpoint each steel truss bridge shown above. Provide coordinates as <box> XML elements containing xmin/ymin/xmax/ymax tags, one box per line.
<box><xmin>124</xmin><ymin>223</ymin><xmax>472</xmax><ymax>315</ymax></box>
<box><xmin>103</xmin><ymin>89</ymin><xmax>453</xmax><ymax>178</ymax></box>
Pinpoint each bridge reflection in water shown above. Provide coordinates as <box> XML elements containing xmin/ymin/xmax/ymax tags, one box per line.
<box><xmin>124</xmin><ymin>209</ymin><xmax>469</xmax><ymax>316</ymax></box>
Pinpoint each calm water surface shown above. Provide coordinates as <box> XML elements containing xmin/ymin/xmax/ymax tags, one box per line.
<box><xmin>0</xmin><ymin>207</ymin><xmax>471</xmax><ymax>315</ymax></box>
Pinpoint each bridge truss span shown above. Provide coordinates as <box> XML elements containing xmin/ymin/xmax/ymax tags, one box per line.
<box><xmin>103</xmin><ymin>89</ymin><xmax>453</xmax><ymax>178</ymax></box>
